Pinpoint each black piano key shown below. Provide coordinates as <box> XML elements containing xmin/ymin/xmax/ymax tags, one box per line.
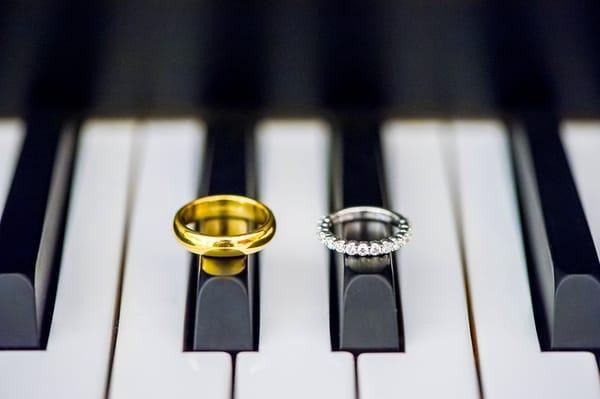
<box><xmin>199</xmin><ymin>119</ymin><xmax>253</xmax><ymax>197</ymax></box>
<box><xmin>194</xmin><ymin>255</ymin><xmax>256</xmax><ymax>352</ymax></box>
<box><xmin>338</xmin><ymin>120</ymin><xmax>386</xmax><ymax>207</ymax></box>
<box><xmin>511</xmin><ymin>112</ymin><xmax>600</xmax><ymax>351</ymax></box>
<box><xmin>0</xmin><ymin>113</ymin><xmax>77</xmax><ymax>349</ymax></box>
<box><xmin>185</xmin><ymin>119</ymin><xmax>259</xmax><ymax>352</ymax></box>
<box><xmin>329</xmin><ymin>118</ymin><xmax>403</xmax><ymax>353</ymax></box>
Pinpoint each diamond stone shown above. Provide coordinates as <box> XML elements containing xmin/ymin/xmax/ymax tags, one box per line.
<box><xmin>345</xmin><ymin>241</ymin><xmax>358</xmax><ymax>255</ymax></box>
<box><xmin>357</xmin><ymin>242</ymin><xmax>369</xmax><ymax>256</ymax></box>
<box><xmin>381</xmin><ymin>239</ymin><xmax>394</xmax><ymax>253</ymax></box>
<box><xmin>334</xmin><ymin>240</ymin><xmax>346</xmax><ymax>253</ymax></box>
<box><xmin>325</xmin><ymin>236</ymin><xmax>336</xmax><ymax>249</ymax></box>
<box><xmin>396</xmin><ymin>236</ymin><xmax>407</xmax><ymax>247</ymax></box>
<box><xmin>369</xmin><ymin>242</ymin><xmax>382</xmax><ymax>256</ymax></box>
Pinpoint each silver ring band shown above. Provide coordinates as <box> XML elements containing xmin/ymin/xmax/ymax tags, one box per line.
<box><xmin>317</xmin><ymin>206</ymin><xmax>411</xmax><ymax>256</ymax></box>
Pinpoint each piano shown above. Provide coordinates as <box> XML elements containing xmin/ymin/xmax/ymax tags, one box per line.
<box><xmin>1</xmin><ymin>2</ymin><xmax>600</xmax><ymax>398</ymax></box>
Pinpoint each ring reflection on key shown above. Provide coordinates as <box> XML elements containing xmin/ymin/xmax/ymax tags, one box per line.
<box><xmin>173</xmin><ymin>194</ymin><xmax>276</xmax><ymax>276</ymax></box>
<box><xmin>200</xmin><ymin>217</ymin><xmax>249</xmax><ymax>276</ymax></box>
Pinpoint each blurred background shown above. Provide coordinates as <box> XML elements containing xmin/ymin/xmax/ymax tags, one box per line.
<box><xmin>0</xmin><ymin>1</ymin><xmax>599</xmax><ymax>119</ymax></box>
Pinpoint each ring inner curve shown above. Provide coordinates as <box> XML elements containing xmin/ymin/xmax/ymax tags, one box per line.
<box><xmin>181</xmin><ymin>198</ymin><xmax>269</xmax><ymax>237</ymax></box>
<box><xmin>331</xmin><ymin>207</ymin><xmax>399</xmax><ymax>226</ymax></box>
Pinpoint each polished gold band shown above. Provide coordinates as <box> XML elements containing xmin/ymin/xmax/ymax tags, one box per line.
<box><xmin>173</xmin><ymin>194</ymin><xmax>276</xmax><ymax>258</ymax></box>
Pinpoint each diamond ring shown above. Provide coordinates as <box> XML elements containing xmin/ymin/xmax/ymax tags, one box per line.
<box><xmin>316</xmin><ymin>206</ymin><xmax>411</xmax><ymax>256</ymax></box>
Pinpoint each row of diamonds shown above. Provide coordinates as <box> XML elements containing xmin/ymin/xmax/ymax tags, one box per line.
<box><xmin>316</xmin><ymin>216</ymin><xmax>411</xmax><ymax>256</ymax></box>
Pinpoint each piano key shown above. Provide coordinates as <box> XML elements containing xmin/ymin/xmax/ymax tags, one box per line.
<box><xmin>561</xmin><ymin>122</ymin><xmax>600</xmax><ymax>256</ymax></box>
<box><xmin>511</xmin><ymin>115</ymin><xmax>600</xmax><ymax>350</ymax></box>
<box><xmin>0</xmin><ymin>120</ymin><xmax>23</xmax><ymax>213</ymax></box>
<box><xmin>337</xmin><ymin>119</ymin><xmax>385</xmax><ymax>206</ymax></box>
<box><xmin>0</xmin><ymin>114</ymin><xmax>76</xmax><ymax>348</ymax></box>
<box><xmin>329</xmin><ymin>119</ymin><xmax>402</xmax><ymax>352</ymax></box>
<box><xmin>0</xmin><ymin>120</ymin><xmax>136</xmax><ymax>397</ymax></box>
<box><xmin>357</xmin><ymin>121</ymin><xmax>479</xmax><ymax>399</ymax></box>
<box><xmin>201</xmin><ymin>120</ymin><xmax>253</xmax><ymax>196</ymax></box>
<box><xmin>109</xmin><ymin>120</ymin><xmax>231</xmax><ymax>399</ymax></box>
<box><xmin>452</xmin><ymin>120</ymin><xmax>600</xmax><ymax>398</ymax></box>
<box><xmin>235</xmin><ymin>121</ymin><xmax>355</xmax><ymax>399</ymax></box>
<box><xmin>190</xmin><ymin>120</ymin><xmax>258</xmax><ymax>351</ymax></box>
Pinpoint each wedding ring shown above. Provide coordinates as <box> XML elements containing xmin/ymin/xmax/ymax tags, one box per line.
<box><xmin>173</xmin><ymin>194</ymin><xmax>276</xmax><ymax>258</ymax></box>
<box><xmin>317</xmin><ymin>206</ymin><xmax>411</xmax><ymax>256</ymax></box>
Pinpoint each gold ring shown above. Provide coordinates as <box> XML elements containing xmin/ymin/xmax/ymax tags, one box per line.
<box><xmin>173</xmin><ymin>194</ymin><xmax>276</xmax><ymax>258</ymax></box>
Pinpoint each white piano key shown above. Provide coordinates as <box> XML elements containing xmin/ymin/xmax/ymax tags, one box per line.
<box><xmin>0</xmin><ymin>120</ymin><xmax>23</xmax><ymax>214</ymax></box>
<box><xmin>0</xmin><ymin>120</ymin><xmax>136</xmax><ymax>398</ymax></box>
<box><xmin>452</xmin><ymin>121</ymin><xmax>600</xmax><ymax>399</ymax></box>
<box><xmin>235</xmin><ymin>121</ymin><xmax>355</xmax><ymax>399</ymax></box>
<box><xmin>109</xmin><ymin>120</ymin><xmax>231</xmax><ymax>399</ymax></box>
<box><xmin>358</xmin><ymin>121</ymin><xmax>479</xmax><ymax>399</ymax></box>
<box><xmin>562</xmin><ymin>122</ymin><xmax>600</xmax><ymax>255</ymax></box>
